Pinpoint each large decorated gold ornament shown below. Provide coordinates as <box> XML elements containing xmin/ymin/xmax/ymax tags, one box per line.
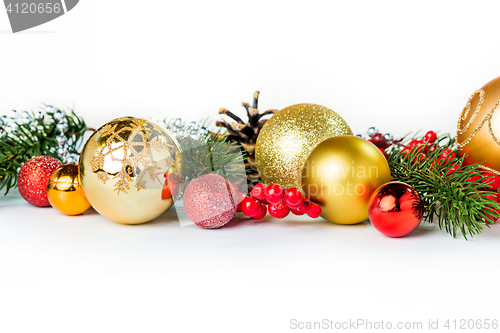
<box><xmin>47</xmin><ymin>164</ymin><xmax>92</xmax><ymax>216</ymax></box>
<box><xmin>457</xmin><ymin>76</ymin><xmax>500</xmax><ymax>175</ymax></box>
<box><xmin>79</xmin><ymin>117</ymin><xmax>183</xmax><ymax>224</ymax></box>
<box><xmin>255</xmin><ymin>103</ymin><xmax>352</xmax><ymax>188</ymax></box>
<box><xmin>301</xmin><ymin>135</ymin><xmax>391</xmax><ymax>225</ymax></box>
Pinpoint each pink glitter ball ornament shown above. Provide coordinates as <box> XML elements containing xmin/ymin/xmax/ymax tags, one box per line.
<box><xmin>17</xmin><ymin>155</ymin><xmax>62</xmax><ymax>207</ymax></box>
<box><xmin>183</xmin><ymin>174</ymin><xmax>238</xmax><ymax>229</ymax></box>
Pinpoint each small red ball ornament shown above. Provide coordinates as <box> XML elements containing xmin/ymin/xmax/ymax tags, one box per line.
<box><xmin>183</xmin><ymin>174</ymin><xmax>238</xmax><ymax>229</ymax></box>
<box><xmin>368</xmin><ymin>182</ymin><xmax>424</xmax><ymax>237</ymax></box>
<box><xmin>17</xmin><ymin>155</ymin><xmax>62</xmax><ymax>207</ymax></box>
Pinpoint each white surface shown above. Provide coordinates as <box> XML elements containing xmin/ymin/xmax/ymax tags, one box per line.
<box><xmin>2</xmin><ymin>1</ymin><xmax>500</xmax><ymax>332</ymax></box>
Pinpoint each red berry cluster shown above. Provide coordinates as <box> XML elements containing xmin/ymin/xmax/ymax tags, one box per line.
<box><xmin>237</xmin><ymin>183</ymin><xmax>322</xmax><ymax>220</ymax></box>
<box><xmin>401</xmin><ymin>130</ymin><xmax>439</xmax><ymax>160</ymax></box>
<box><xmin>398</xmin><ymin>130</ymin><xmax>500</xmax><ymax>222</ymax></box>
<box><xmin>400</xmin><ymin>131</ymin><xmax>500</xmax><ymax>189</ymax></box>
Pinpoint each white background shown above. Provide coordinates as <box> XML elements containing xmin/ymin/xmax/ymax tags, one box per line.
<box><xmin>1</xmin><ymin>1</ymin><xmax>500</xmax><ymax>332</ymax></box>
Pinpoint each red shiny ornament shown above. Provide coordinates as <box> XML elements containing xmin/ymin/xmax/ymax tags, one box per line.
<box><xmin>183</xmin><ymin>174</ymin><xmax>238</xmax><ymax>229</ymax></box>
<box><xmin>284</xmin><ymin>187</ymin><xmax>304</xmax><ymax>208</ymax></box>
<box><xmin>250</xmin><ymin>183</ymin><xmax>267</xmax><ymax>200</ymax></box>
<box><xmin>306</xmin><ymin>202</ymin><xmax>322</xmax><ymax>218</ymax></box>
<box><xmin>368</xmin><ymin>182</ymin><xmax>424</xmax><ymax>237</ymax></box>
<box><xmin>17</xmin><ymin>155</ymin><xmax>62</xmax><ymax>207</ymax></box>
<box><xmin>241</xmin><ymin>197</ymin><xmax>261</xmax><ymax>217</ymax></box>
<box><xmin>265</xmin><ymin>184</ymin><xmax>284</xmax><ymax>204</ymax></box>
<box><xmin>252</xmin><ymin>203</ymin><xmax>267</xmax><ymax>220</ymax></box>
<box><xmin>268</xmin><ymin>202</ymin><xmax>290</xmax><ymax>219</ymax></box>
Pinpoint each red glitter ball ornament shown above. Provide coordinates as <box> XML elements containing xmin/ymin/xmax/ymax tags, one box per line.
<box><xmin>17</xmin><ymin>155</ymin><xmax>62</xmax><ymax>207</ymax></box>
<box><xmin>183</xmin><ymin>174</ymin><xmax>238</xmax><ymax>229</ymax></box>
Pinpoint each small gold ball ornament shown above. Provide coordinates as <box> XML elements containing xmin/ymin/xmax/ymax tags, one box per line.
<box><xmin>255</xmin><ymin>103</ymin><xmax>352</xmax><ymax>188</ymax></box>
<box><xmin>301</xmin><ymin>135</ymin><xmax>391</xmax><ymax>225</ymax></box>
<box><xmin>79</xmin><ymin>117</ymin><xmax>183</xmax><ymax>224</ymax></box>
<box><xmin>47</xmin><ymin>164</ymin><xmax>92</xmax><ymax>216</ymax></box>
<box><xmin>457</xmin><ymin>76</ymin><xmax>500</xmax><ymax>175</ymax></box>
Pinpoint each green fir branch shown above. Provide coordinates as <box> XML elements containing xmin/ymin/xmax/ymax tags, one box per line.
<box><xmin>177</xmin><ymin>130</ymin><xmax>247</xmax><ymax>193</ymax></box>
<box><xmin>387</xmin><ymin>134</ymin><xmax>500</xmax><ymax>239</ymax></box>
<box><xmin>0</xmin><ymin>107</ymin><xmax>87</xmax><ymax>194</ymax></box>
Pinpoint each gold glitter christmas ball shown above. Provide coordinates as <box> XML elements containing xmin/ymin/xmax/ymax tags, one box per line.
<box><xmin>47</xmin><ymin>164</ymin><xmax>91</xmax><ymax>216</ymax></box>
<box><xmin>79</xmin><ymin>117</ymin><xmax>183</xmax><ymax>224</ymax></box>
<box><xmin>301</xmin><ymin>135</ymin><xmax>391</xmax><ymax>225</ymax></box>
<box><xmin>255</xmin><ymin>103</ymin><xmax>352</xmax><ymax>188</ymax></box>
<box><xmin>457</xmin><ymin>76</ymin><xmax>500</xmax><ymax>175</ymax></box>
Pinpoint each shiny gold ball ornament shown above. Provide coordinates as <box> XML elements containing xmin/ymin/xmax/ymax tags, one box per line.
<box><xmin>47</xmin><ymin>164</ymin><xmax>92</xmax><ymax>216</ymax></box>
<box><xmin>255</xmin><ymin>103</ymin><xmax>352</xmax><ymax>188</ymax></box>
<box><xmin>79</xmin><ymin>117</ymin><xmax>183</xmax><ymax>224</ymax></box>
<box><xmin>301</xmin><ymin>135</ymin><xmax>391</xmax><ymax>225</ymax></box>
<box><xmin>457</xmin><ymin>76</ymin><xmax>500</xmax><ymax>175</ymax></box>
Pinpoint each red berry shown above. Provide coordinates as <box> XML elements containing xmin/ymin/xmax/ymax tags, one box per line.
<box><xmin>241</xmin><ymin>197</ymin><xmax>261</xmax><ymax>217</ymax></box>
<box><xmin>265</xmin><ymin>184</ymin><xmax>284</xmax><ymax>204</ymax></box>
<box><xmin>268</xmin><ymin>202</ymin><xmax>290</xmax><ymax>219</ymax></box>
<box><xmin>250</xmin><ymin>183</ymin><xmax>267</xmax><ymax>200</ymax></box>
<box><xmin>408</xmin><ymin>140</ymin><xmax>419</xmax><ymax>148</ymax></box>
<box><xmin>466</xmin><ymin>174</ymin><xmax>481</xmax><ymax>183</ymax></box>
<box><xmin>291</xmin><ymin>207</ymin><xmax>305</xmax><ymax>215</ymax></box>
<box><xmin>481</xmin><ymin>172</ymin><xmax>500</xmax><ymax>190</ymax></box>
<box><xmin>236</xmin><ymin>192</ymin><xmax>247</xmax><ymax>212</ymax></box>
<box><xmin>481</xmin><ymin>192</ymin><xmax>500</xmax><ymax>223</ymax></box>
<box><xmin>284</xmin><ymin>187</ymin><xmax>304</xmax><ymax>209</ymax></box>
<box><xmin>439</xmin><ymin>148</ymin><xmax>455</xmax><ymax>164</ymax></box>
<box><xmin>371</xmin><ymin>133</ymin><xmax>388</xmax><ymax>149</ymax></box>
<box><xmin>413</xmin><ymin>154</ymin><xmax>426</xmax><ymax>164</ymax></box>
<box><xmin>423</xmin><ymin>143</ymin><xmax>437</xmax><ymax>154</ymax></box>
<box><xmin>306</xmin><ymin>202</ymin><xmax>322</xmax><ymax>218</ymax></box>
<box><xmin>299</xmin><ymin>199</ymin><xmax>310</xmax><ymax>214</ymax></box>
<box><xmin>424</xmin><ymin>131</ymin><xmax>437</xmax><ymax>143</ymax></box>
<box><xmin>252</xmin><ymin>203</ymin><xmax>267</xmax><ymax>220</ymax></box>
<box><xmin>401</xmin><ymin>147</ymin><xmax>411</xmax><ymax>158</ymax></box>
<box><xmin>446</xmin><ymin>165</ymin><xmax>459</xmax><ymax>178</ymax></box>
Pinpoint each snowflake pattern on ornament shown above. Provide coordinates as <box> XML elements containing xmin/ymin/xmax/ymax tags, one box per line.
<box><xmin>87</xmin><ymin>118</ymin><xmax>174</xmax><ymax>195</ymax></box>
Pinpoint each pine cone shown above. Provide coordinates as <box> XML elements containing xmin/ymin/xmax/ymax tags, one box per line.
<box><xmin>216</xmin><ymin>91</ymin><xmax>278</xmax><ymax>191</ymax></box>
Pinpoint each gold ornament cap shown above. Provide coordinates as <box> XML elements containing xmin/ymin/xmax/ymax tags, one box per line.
<box><xmin>255</xmin><ymin>103</ymin><xmax>352</xmax><ymax>188</ymax></box>
<box><xmin>47</xmin><ymin>164</ymin><xmax>92</xmax><ymax>216</ymax></box>
<box><xmin>301</xmin><ymin>135</ymin><xmax>391</xmax><ymax>225</ymax></box>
